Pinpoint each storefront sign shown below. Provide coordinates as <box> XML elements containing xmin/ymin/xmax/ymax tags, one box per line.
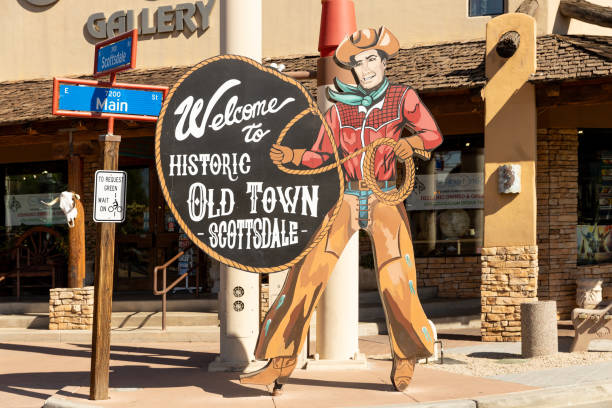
<box><xmin>86</xmin><ymin>1</ymin><xmax>215</xmax><ymax>40</ymax></box>
<box><xmin>156</xmin><ymin>56</ymin><xmax>341</xmax><ymax>272</ymax></box>
<box><xmin>53</xmin><ymin>78</ymin><xmax>168</xmax><ymax>122</ymax></box>
<box><xmin>4</xmin><ymin>193</ymin><xmax>65</xmax><ymax>226</ymax></box>
<box><xmin>93</xmin><ymin>170</ymin><xmax>127</xmax><ymax>223</ymax></box>
<box><xmin>94</xmin><ymin>30</ymin><xmax>137</xmax><ymax>77</ymax></box>
<box><xmin>405</xmin><ymin>173</ymin><xmax>484</xmax><ymax>211</ymax></box>
<box><xmin>24</xmin><ymin>0</ymin><xmax>58</xmax><ymax>6</ymax></box>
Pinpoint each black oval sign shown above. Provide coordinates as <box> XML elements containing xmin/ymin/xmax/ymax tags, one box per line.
<box><xmin>155</xmin><ymin>55</ymin><xmax>342</xmax><ymax>273</ymax></box>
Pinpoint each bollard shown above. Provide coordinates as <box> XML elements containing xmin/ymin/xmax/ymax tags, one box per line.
<box><xmin>521</xmin><ymin>300</ymin><xmax>558</xmax><ymax>357</ymax></box>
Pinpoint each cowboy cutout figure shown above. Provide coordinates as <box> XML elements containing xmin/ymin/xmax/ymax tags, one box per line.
<box><xmin>241</xmin><ymin>27</ymin><xmax>443</xmax><ymax>392</ymax></box>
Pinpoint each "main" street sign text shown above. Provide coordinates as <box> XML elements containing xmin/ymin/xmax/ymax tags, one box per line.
<box><xmin>59</xmin><ymin>84</ymin><xmax>162</xmax><ymax>116</ymax></box>
<box><xmin>53</xmin><ymin>78</ymin><xmax>168</xmax><ymax>122</ymax></box>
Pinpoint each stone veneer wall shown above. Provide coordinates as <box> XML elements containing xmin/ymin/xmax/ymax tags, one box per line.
<box><xmin>260</xmin><ymin>281</ymin><xmax>269</xmax><ymax>323</ymax></box>
<box><xmin>536</xmin><ymin>128</ymin><xmax>612</xmax><ymax>318</ymax></box>
<box><xmin>49</xmin><ymin>286</ymin><xmax>94</xmax><ymax>330</ymax></box>
<box><xmin>480</xmin><ymin>246</ymin><xmax>538</xmax><ymax>341</ymax></box>
<box><xmin>416</xmin><ymin>257</ymin><xmax>481</xmax><ymax>298</ymax></box>
<box><xmin>359</xmin><ymin>232</ymin><xmax>481</xmax><ymax>299</ymax></box>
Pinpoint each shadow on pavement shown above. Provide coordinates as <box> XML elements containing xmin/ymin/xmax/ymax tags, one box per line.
<box><xmin>558</xmin><ymin>335</ymin><xmax>574</xmax><ymax>352</ymax></box>
<box><xmin>0</xmin><ymin>343</ymin><xmax>213</xmax><ymax>368</ymax></box>
<box><xmin>0</xmin><ymin>343</ymin><xmax>270</xmax><ymax>400</ymax></box>
<box><xmin>286</xmin><ymin>377</ymin><xmax>394</xmax><ymax>392</ymax></box>
<box><xmin>0</xmin><ymin>367</ymin><xmax>269</xmax><ymax>400</ymax></box>
<box><xmin>467</xmin><ymin>352</ymin><xmax>522</xmax><ymax>359</ymax></box>
<box><xmin>438</xmin><ymin>332</ymin><xmax>481</xmax><ymax>342</ymax></box>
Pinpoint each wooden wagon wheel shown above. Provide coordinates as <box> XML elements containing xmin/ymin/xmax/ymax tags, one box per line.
<box><xmin>13</xmin><ymin>226</ymin><xmax>66</xmax><ymax>268</ymax></box>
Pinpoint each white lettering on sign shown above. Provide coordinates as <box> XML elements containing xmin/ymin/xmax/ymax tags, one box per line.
<box><xmin>245</xmin><ymin>183</ymin><xmax>319</xmax><ymax>217</ymax></box>
<box><xmin>86</xmin><ymin>0</ymin><xmax>215</xmax><ymax>40</ymax></box>
<box><xmin>173</xmin><ymin>79</ymin><xmax>295</xmax><ymax>143</ymax></box>
<box><xmin>93</xmin><ymin>170</ymin><xmax>127</xmax><ymax>223</ymax></box>
<box><xmin>96</xmin><ymin>97</ymin><xmax>128</xmax><ymax>113</ymax></box>
<box><xmin>187</xmin><ymin>183</ymin><xmax>235</xmax><ymax>221</ymax></box>
<box><xmin>207</xmin><ymin>218</ymin><xmax>299</xmax><ymax>250</ymax></box>
<box><xmin>100</xmin><ymin>51</ymin><xmax>127</xmax><ymax>69</ymax></box>
<box><xmin>168</xmin><ymin>152</ymin><xmax>251</xmax><ymax>181</ymax></box>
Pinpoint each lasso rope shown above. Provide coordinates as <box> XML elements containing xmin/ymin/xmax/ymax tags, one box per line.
<box><xmin>156</xmin><ymin>55</ymin><xmax>346</xmax><ymax>273</ymax></box>
<box><xmin>275</xmin><ymin>106</ymin><xmax>420</xmax><ymax>206</ymax></box>
<box><xmin>155</xmin><ymin>54</ymin><xmax>425</xmax><ymax>273</ymax></box>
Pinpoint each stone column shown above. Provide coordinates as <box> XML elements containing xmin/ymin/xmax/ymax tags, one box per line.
<box><xmin>209</xmin><ymin>0</ymin><xmax>262</xmax><ymax>372</ymax></box>
<box><xmin>521</xmin><ymin>300</ymin><xmax>558</xmax><ymax>357</ymax></box>
<box><xmin>481</xmin><ymin>13</ymin><xmax>539</xmax><ymax>342</ymax></box>
<box><xmin>481</xmin><ymin>246</ymin><xmax>538</xmax><ymax>341</ymax></box>
<box><xmin>310</xmin><ymin>0</ymin><xmax>365</xmax><ymax>366</ymax></box>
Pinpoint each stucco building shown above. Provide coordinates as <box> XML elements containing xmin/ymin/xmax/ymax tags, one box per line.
<box><xmin>0</xmin><ymin>0</ymin><xmax>611</xmax><ymax>342</ymax></box>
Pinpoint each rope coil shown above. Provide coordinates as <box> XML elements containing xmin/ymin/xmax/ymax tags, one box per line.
<box><xmin>275</xmin><ymin>106</ymin><xmax>416</xmax><ymax>206</ymax></box>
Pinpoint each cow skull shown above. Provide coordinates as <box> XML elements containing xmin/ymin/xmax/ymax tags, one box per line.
<box><xmin>41</xmin><ymin>191</ymin><xmax>80</xmax><ymax>228</ymax></box>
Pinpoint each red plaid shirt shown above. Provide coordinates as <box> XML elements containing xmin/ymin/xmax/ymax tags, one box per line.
<box><xmin>302</xmin><ymin>85</ymin><xmax>442</xmax><ymax>181</ymax></box>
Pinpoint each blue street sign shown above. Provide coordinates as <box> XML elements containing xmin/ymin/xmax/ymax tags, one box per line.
<box><xmin>96</xmin><ymin>36</ymin><xmax>133</xmax><ymax>75</ymax></box>
<box><xmin>58</xmin><ymin>84</ymin><xmax>163</xmax><ymax>117</ymax></box>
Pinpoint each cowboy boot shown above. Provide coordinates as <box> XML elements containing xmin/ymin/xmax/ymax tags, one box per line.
<box><xmin>390</xmin><ymin>356</ymin><xmax>416</xmax><ymax>391</ymax></box>
<box><xmin>240</xmin><ymin>356</ymin><xmax>297</xmax><ymax>386</ymax></box>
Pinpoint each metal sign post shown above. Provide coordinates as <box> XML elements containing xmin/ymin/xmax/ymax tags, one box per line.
<box><xmin>50</xmin><ymin>29</ymin><xmax>168</xmax><ymax>401</ymax></box>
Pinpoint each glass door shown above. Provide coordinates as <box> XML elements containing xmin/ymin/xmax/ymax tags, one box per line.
<box><xmin>115</xmin><ymin>166</ymin><xmax>154</xmax><ymax>291</ymax></box>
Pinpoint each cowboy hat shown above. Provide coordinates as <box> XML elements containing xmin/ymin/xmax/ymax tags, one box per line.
<box><xmin>335</xmin><ymin>27</ymin><xmax>400</xmax><ymax>67</ymax></box>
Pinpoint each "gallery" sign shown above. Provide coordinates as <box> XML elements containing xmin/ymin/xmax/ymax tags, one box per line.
<box><xmin>86</xmin><ymin>1</ymin><xmax>215</xmax><ymax>40</ymax></box>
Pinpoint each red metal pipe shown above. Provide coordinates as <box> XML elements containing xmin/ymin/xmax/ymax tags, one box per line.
<box><xmin>318</xmin><ymin>0</ymin><xmax>357</xmax><ymax>57</ymax></box>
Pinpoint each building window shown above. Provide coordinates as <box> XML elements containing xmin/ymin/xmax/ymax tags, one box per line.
<box><xmin>469</xmin><ymin>0</ymin><xmax>505</xmax><ymax>16</ymax></box>
<box><xmin>0</xmin><ymin>160</ymin><xmax>68</xmax><ymax>250</ymax></box>
<box><xmin>406</xmin><ymin>134</ymin><xmax>484</xmax><ymax>257</ymax></box>
<box><xmin>578</xmin><ymin>129</ymin><xmax>612</xmax><ymax>265</ymax></box>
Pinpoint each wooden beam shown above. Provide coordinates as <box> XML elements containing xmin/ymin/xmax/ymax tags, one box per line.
<box><xmin>421</xmin><ymin>91</ymin><xmax>484</xmax><ymax>116</ymax></box>
<box><xmin>496</xmin><ymin>31</ymin><xmax>521</xmax><ymax>58</ymax></box>
<box><xmin>536</xmin><ymin>80</ymin><xmax>612</xmax><ymax>108</ymax></box>
<box><xmin>516</xmin><ymin>0</ymin><xmax>539</xmax><ymax>16</ymax></box>
<box><xmin>560</xmin><ymin>0</ymin><xmax>612</xmax><ymax>28</ymax></box>
<box><xmin>68</xmin><ymin>156</ymin><xmax>85</xmax><ymax>289</ymax></box>
<box><xmin>0</xmin><ymin>125</ymin><xmax>155</xmax><ymax>147</ymax></box>
<box><xmin>283</xmin><ymin>70</ymin><xmax>316</xmax><ymax>80</ymax></box>
<box><xmin>90</xmin><ymin>134</ymin><xmax>121</xmax><ymax>401</ymax></box>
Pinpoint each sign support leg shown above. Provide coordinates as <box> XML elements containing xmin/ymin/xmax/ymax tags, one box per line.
<box><xmin>90</xmin><ymin>133</ymin><xmax>121</xmax><ymax>400</ymax></box>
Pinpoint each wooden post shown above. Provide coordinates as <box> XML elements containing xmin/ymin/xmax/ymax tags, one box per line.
<box><xmin>68</xmin><ymin>155</ymin><xmax>85</xmax><ymax>288</ymax></box>
<box><xmin>68</xmin><ymin>198</ymin><xmax>86</xmax><ymax>288</ymax></box>
<box><xmin>90</xmin><ymin>134</ymin><xmax>121</xmax><ymax>400</ymax></box>
<box><xmin>515</xmin><ymin>0</ymin><xmax>539</xmax><ymax>16</ymax></box>
<box><xmin>496</xmin><ymin>31</ymin><xmax>521</xmax><ymax>58</ymax></box>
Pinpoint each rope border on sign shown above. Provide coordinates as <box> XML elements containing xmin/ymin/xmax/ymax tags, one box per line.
<box><xmin>155</xmin><ymin>54</ymin><xmax>345</xmax><ymax>273</ymax></box>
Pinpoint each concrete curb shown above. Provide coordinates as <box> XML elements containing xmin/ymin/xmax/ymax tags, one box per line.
<box><xmin>43</xmin><ymin>395</ymin><xmax>99</xmax><ymax>408</ymax></box>
<box><xmin>43</xmin><ymin>381</ymin><xmax>612</xmax><ymax>408</ymax></box>
<box><xmin>360</xmin><ymin>381</ymin><xmax>612</xmax><ymax>408</ymax></box>
<box><xmin>474</xmin><ymin>382</ymin><xmax>612</xmax><ymax>408</ymax></box>
<box><xmin>360</xmin><ymin>400</ymin><xmax>475</xmax><ymax>408</ymax></box>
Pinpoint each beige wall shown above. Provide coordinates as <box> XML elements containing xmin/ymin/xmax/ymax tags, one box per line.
<box><xmin>2</xmin><ymin>0</ymin><xmax>221</xmax><ymax>81</ymax></box>
<box><xmin>2</xmin><ymin>0</ymin><xmax>611</xmax><ymax>81</ymax></box>
<box><xmin>483</xmin><ymin>14</ymin><xmax>538</xmax><ymax>247</ymax></box>
<box><xmin>263</xmin><ymin>0</ymin><xmax>527</xmax><ymax>58</ymax></box>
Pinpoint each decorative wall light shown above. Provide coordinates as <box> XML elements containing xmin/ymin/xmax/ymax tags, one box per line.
<box><xmin>498</xmin><ymin>164</ymin><xmax>521</xmax><ymax>193</ymax></box>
